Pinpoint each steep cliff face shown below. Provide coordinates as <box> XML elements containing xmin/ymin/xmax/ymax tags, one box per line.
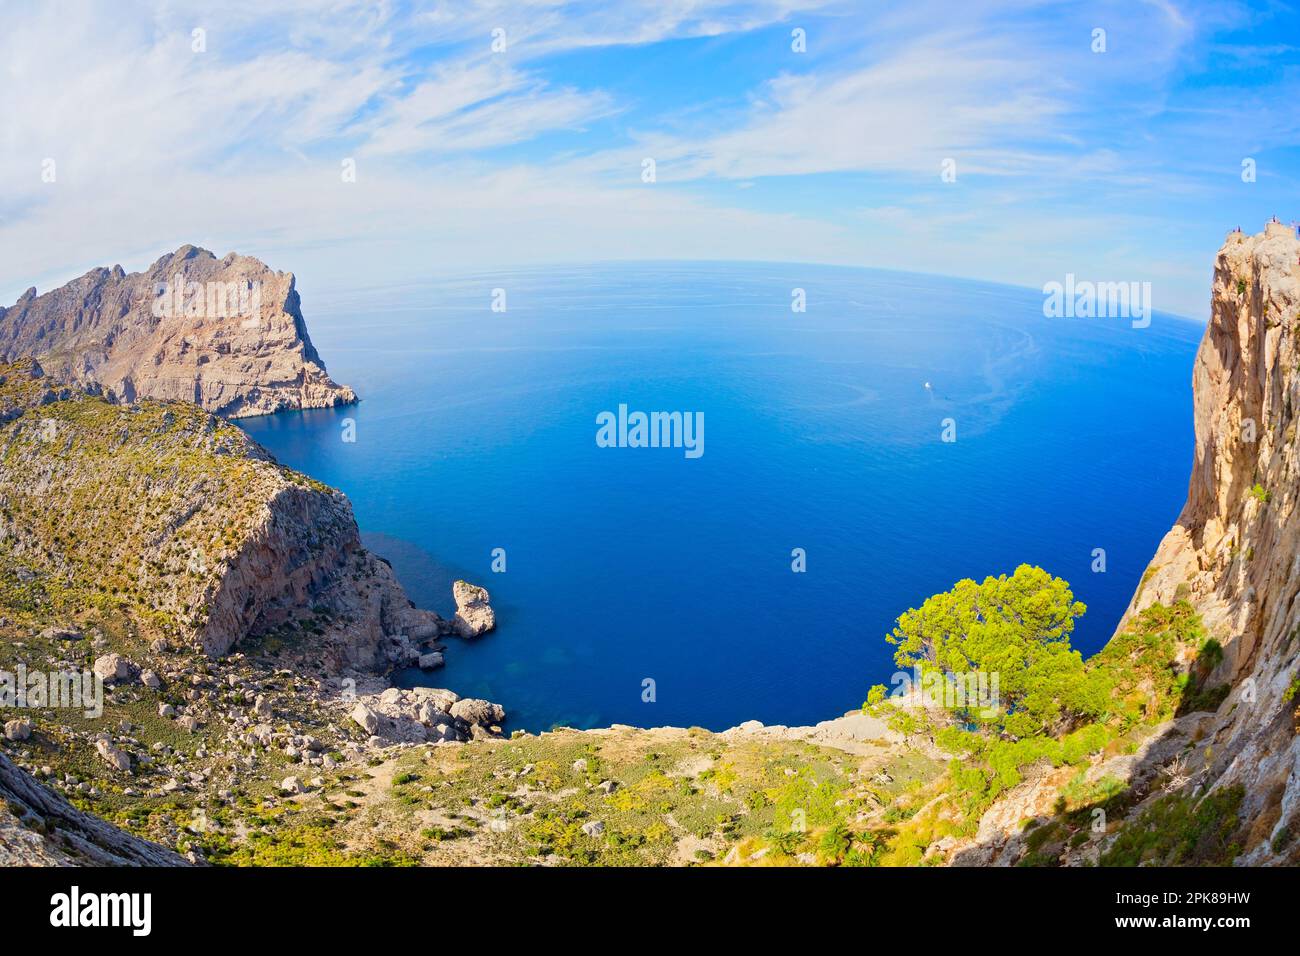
<box><xmin>1119</xmin><ymin>221</ymin><xmax>1300</xmax><ymax>862</ymax></box>
<box><xmin>0</xmin><ymin>245</ymin><xmax>356</xmax><ymax>419</ymax></box>
<box><xmin>0</xmin><ymin>360</ymin><xmax>441</xmax><ymax>670</ymax></box>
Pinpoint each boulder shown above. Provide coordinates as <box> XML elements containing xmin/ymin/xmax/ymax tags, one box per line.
<box><xmin>3</xmin><ymin>719</ymin><xmax>32</xmax><ymax>741</ymax></box>
<box><xmin>388</xmin><ymin>717</ymin><xmax>429</xmax><ymax>743</ymax></box>
<box><xmin>92</xmin><ymin>653</ymin><xmax>131</xmax><ymax>682</ymax></box>
<box><xmin>350</xmin><ymin>703</ymin><xmax>379</xmax><ymax>734</ymax></box>
<box><xmin>417</xmin><ymin>651</ymin><xmax>445</xmax><ymax>670</ymax></box>
<box><xmin>140</xmin><ymin>669</ymin><xmax>161</xmax><ymax>689</ymax></box>
<box><xmin>450</xmin><ymin>698</ymin><xmax>505</xmax><ymax>727</ymax></box>
<box><xmin>95</xmin><ymin>739</ymin><xmax>131</xmax><ymax>773</ymax></box>
<box><xmin>415</xmin><ymin>701</ymin><xmax>446</xmax><ymax>725</ymax></box>
<box><xmin>410</xmin><ymin>687</ymin><xmax>459</xmax><ymax>711</ymax></box>
<box><xmin>427</xmin><ymin>723</ymin><xmax>465</xmax><ymax>744</ymax></box>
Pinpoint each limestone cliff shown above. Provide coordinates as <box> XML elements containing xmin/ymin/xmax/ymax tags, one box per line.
<box><xmin>0</xmin><ymin>245</ymin><xmax>356</xmax><ymax>419</ymax></box>
<box><xmin>0</xmin><ymin>359</ymin><xmax>441</xmax><ymax>671</ymax></box>
<box><xmin>935</xmin><ymin>224</ymin><xmax>1300</xmax><ymax>867</ymax></box>
<box><xmin>1113</xmin><ymin>221</ymin><xmax>1300</xmax><ymax>862</ymax></box>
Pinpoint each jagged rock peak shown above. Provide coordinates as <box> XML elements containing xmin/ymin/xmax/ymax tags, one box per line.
<box><xmin>0</xmin><ymin>245</ymin><xmax>357</xmax><ymax>419</ymax></box>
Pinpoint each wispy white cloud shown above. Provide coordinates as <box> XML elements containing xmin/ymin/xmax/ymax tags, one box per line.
<box><xmin>357</xmin><ymin>61</ymin><xmax>615</xmax><ymax>156</ymax></box>
<box><xmin>618</xmin><ymin>35</ymin><xmax>1070</xmax><ymax>181</ymax></box>
<box><xmin>1</xmin><ymin>0</ymin><xmax>1297</xmax><ymax>320</ymax></box>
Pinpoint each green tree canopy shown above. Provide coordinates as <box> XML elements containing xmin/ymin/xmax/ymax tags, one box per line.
<box><xmin>884</xmin><ymin>564</ymin><xmax>1110</xmax><ymax>738</ymax></box>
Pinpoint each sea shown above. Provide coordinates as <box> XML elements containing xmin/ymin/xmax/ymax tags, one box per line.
<box><xmin>239</xmin><ymin>261</ymin><xmax>1202</xmax><ymax>732</ymax></box>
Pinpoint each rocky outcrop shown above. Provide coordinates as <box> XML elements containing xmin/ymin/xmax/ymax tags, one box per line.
<box><xmin>452</xmin><ymin>580</ymin><xmax>495</xmax><ymax>638</ymax></box>
<box><xmin>349</xmin><ymin>686</ymin><xmax>506</xmax><ymax>745</ymax></box>
<box><xmin>1112</xmin><ymin>221</ymin><xmax>1300</xmax><ymax>863</ymax></box>
<box><xmin>0</xmin><ymin>245</ymin><xmax>356</xmax><ymax>419</ymax></box>
<box><xmin>0</xmin><ymin>360</ymin><xmax>444</xmax><ymax>671</ymax></box>
<box><xmin>0</xmin><ymin>751</ymin><xmax>186</xmax><ymax>866</ymax></box>
<box><xmin>719</xmin><ymin>710</ymin><xmax>905</xmax><ymax>755</ymax></box>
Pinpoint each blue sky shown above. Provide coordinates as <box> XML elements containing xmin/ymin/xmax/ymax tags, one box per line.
<box><xmin>3</xmin><ymin>0</ymin><xmax>1299</xmax><ymax>318</ymax></box>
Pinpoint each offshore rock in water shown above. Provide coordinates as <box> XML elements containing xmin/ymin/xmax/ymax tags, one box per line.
<box><xmin>451</xmin><ymin>580</ymin><xmax>495</xmax><ymax>638</ymax></box>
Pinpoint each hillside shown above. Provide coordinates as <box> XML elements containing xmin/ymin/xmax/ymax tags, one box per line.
<box><xmin>0</xmin><ymin>361</ymin><xmax>502</xmax><ymax>864</ymax></box>
<box><xmin>0</xmin><ymin>358</ymin><xmax>438</xmax><ymax>670</ymax></box>
<box><xmin>1103</xmin><ymin>221</ymin><xmax>1300</xmax><ymax>863</ymax></box>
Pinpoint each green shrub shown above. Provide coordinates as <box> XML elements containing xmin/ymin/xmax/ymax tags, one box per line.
<box><xmin>1100</xmin><ymin>785</ymin><xmax>1244</xmax><ymax>866</ymax></box>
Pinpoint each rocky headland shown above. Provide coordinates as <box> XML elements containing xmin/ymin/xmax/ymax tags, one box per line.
<box><xmin>0</xmin><ymin>245</ymin><xmax>356</xmax><ymax>419</ymax></box>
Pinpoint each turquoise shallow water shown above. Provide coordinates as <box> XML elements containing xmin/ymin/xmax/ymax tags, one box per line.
<box><xmin>239</xmin><ymin>261</ymin><xmax>1201</xmax><ymax>732</ymax></box>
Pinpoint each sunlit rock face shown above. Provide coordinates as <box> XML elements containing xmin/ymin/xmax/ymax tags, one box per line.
<box><xmin>0</xmin><ymin>244</ymin><xmax>356</xmax><ymax>419</ymax></box>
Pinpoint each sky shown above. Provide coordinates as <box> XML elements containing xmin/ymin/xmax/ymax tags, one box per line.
<box><xmin>2</xmin><ymin>0</ymin><xmax>1299</xmax><ymax>319</ymax></box>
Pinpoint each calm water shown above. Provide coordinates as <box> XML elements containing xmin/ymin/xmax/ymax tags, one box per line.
<box><xmin>240</xmin><ymin>262</ymin><xmax>1201</xmax><ymax>732</ymax></box>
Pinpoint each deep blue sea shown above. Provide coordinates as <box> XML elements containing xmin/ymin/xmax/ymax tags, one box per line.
<box><xmin>239</xmin><ymin>262</ymin><xmax>1202</xmax><ymax>733</ymax></box>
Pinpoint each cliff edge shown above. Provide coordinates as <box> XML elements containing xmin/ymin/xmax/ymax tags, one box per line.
<box><xmin>1115</xmin><ymin>221</ymin><xmax>1300</xmax><ymax>862</ymax></box>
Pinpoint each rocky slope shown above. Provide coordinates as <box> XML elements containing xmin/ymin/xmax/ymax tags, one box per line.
<box><xmin>935</xmin><ymin>222</ymin><xmax>1300</xmax><ymax>868</ymax></box>
<box><xmin>0</xmin><ymin>750</ymin><xmax>185</xmax><ymax>866</ymax></box>
<box><xmin>0</xmin><ymin>245</ymin><xmax>356</xmax><ymax>419</ymax></box>
<box><xmin>0</xmin><ymin>359</ymin><xmax>503</xmax><ymax>865</ymax></box>
<box><xmin>0</xmin><ymin>359</ymin><xmax>440</xmax><ymax>672</ymax></box>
